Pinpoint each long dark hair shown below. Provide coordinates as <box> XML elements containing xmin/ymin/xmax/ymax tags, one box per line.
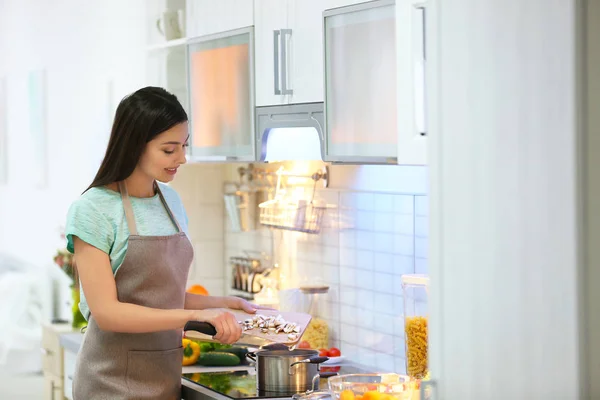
<box><xmin>86</xmin><ymin>86</ymin><xmax>187</xmax><ymax>192</ymax></box>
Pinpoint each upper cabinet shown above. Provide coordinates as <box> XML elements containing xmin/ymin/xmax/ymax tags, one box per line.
<box><xmin>187</xmin><ymin>0</ymin><xmax>254</xmax><ymax>37</ymax></box>
<box><xmin>396</xmin><ymin>0</ymin><xmax>428</xmax><ymax>165</ymax></box>
<box><xmin>322</xmin><ymin>0</ymin><xmax>428</xmax><ymax>165</ymax></box>
<box><xmin>178</xmin><ymin>0</ymin><xmax>429</xmax><ymax>164</ymax></box>
<box><xmin>255</xmin><ymin>0</ymin><xmax>364</xmax><ymax>107</ymax></box>
<box><xmin>254</xmin><ymin>0</ymin><xmax>292</xmax><ymax>106</ymax></box>
<box><xmin>323</xmin><ymin>0</ymin><xmax>398</xmax><ymax>163</ymax></box>
<box><xmin>187</xmin><ymin>28</ymin><xmax>256</xmax><ymax>161</ymax></box>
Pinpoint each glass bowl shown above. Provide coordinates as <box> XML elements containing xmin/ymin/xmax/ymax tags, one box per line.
<box><xmin>327</xmin><ymin>374</ymin><xmax>418</xmax><ymax>400</ymax></box>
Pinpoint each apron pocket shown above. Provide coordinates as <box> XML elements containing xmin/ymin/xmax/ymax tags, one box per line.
<box><xmin>126</xmin><ymin>346</ymin><xmax>183</xmax><ymax>400</ymax></box>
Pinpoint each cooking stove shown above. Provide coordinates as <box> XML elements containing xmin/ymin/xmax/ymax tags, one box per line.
<box><xmin>182</xmin><ymin>365</ymin><xmax>364</xmax><ymax>400</ymax></box>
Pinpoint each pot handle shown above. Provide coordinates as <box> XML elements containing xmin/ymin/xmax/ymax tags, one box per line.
<box><xmin>319</xmin><ymin>372</ymin><xmax>338</xmax><ymax>378</ymax></box>
<box><xmin>306</xmin><ymin>356</ymin><xmax>330</xmax><ymax>365</ymax></box>
<box><xmin>289</xmin><ymin>356</ymin><xmax>330</xmax><ymax>374</ymax></box>
<box><xmin>246</xmin><ymin>352</ymin><xmax>257</xmax><ymax>362</ymax></box>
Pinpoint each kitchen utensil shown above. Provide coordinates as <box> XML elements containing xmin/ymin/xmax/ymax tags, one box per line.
<box><xmin>184</xmin><ymin>309</ymin><xmax>312</xmax><ymax>348</ymax></box>
<box><xmin>328</xmin><ymin>374</ymin><xmax>415</xmax><ymax>400</ymax></box>
<box><xmin>246</xmin><ymin>349</ymin><xmax>330</xmax><ymax>393</ymax></box>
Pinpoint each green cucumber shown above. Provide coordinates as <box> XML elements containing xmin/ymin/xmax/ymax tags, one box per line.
<box><xmin>196</xmin><ymin>352</ymin><xmax>241</xmax><ymax>366</ymax></box>
<box><xmin>213</xmin><ymin>346</ymin><xmax>249</xmax><ymax>361</ymax></box>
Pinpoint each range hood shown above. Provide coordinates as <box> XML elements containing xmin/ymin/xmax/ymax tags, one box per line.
<box><xmin>255</xmin><ymin>103</ymin><xmax>325</xmax><ymax>162</ymax></box>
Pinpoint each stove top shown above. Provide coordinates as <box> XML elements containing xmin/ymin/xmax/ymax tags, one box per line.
<box><xmin>182</xmin><ymin>365</ymin><xmax>361</xmax><ymax>399</ymax></box>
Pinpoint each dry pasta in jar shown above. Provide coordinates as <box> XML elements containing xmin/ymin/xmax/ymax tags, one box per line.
<box><xmin>405</xmin><ymin>316</ymin><xmax>428</xmax><ymax>379</ymax></box>
<box><xmin>302</xmin><ymin>317</ymin><xmax>329</xmax><ymax>349</ymax></box>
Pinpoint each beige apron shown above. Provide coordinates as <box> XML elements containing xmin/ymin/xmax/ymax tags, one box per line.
<box><xmin>73</xmin><ymin>181</ymin><xmax>194</xmax><ymax>400</ymax></box>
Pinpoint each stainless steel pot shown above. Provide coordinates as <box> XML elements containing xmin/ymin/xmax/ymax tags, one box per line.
<box><xmin>247</xmin><ymin>349</ymin><xmax>329</xmax><ymax>393</ymax></box>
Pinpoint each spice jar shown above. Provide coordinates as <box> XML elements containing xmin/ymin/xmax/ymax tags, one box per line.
<box><xmin>401</xmin><ymin>274</ymin><xmax>429</xmax><ymax>379</ymax></box>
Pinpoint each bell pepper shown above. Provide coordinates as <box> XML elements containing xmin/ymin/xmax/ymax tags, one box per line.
<box><xmin>182</xmin><ymin>338</ymin><xmax>201</xmax><ymax>366</ymax></box>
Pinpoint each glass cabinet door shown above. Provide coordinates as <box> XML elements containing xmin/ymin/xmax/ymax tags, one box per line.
<box><xmin>187</xmin><ymin>27</ymin><xmax>257</xmax><ymax>161</ymax></box>
<box><xmin>324</xmin><ymin>0</ymin><xmax>397</xmax><ymax>163</ymax></box>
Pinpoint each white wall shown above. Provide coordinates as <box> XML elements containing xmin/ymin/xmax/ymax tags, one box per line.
<box><xmin>191</xmin><ymin>163</ymin><xmax>429</xmax><ymax>374</ymax></box>
<box><xmin>0</xmin><ymin>0</ymin><xmax>147</xmax><ymax>266</ymax></box>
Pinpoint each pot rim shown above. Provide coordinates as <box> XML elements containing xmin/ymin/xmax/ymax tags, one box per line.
<box><xmin>254</xmin><ymin>349</ymin><xmax>319</xmax><ymax>357</ymax></box>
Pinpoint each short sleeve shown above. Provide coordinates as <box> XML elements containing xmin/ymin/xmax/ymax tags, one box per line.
<box><xmin>65</xmin><ymin>198</ymin><xmax>114</xmax><ymax>255</ymax></box>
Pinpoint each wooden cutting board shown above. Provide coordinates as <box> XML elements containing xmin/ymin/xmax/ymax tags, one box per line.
<box><xmin>184</xmin><ymin>309</ymin><xmax>312</xmax><ymax>348</ymax></box>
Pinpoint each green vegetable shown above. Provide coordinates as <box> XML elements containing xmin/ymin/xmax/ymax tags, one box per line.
<box><xmin>190</xmin><ymin>340</ymin><xmax>232</xmax><ymax>353</ymax></box>
<box><xmin>196</xmin><ymin>352</ymin><xmax>241</xmax><ymax>367</ymax></box>
<box><xmin>213</xmin><ymin>346</ymin><xmax>248</xmax><ymax>361</ymax></box>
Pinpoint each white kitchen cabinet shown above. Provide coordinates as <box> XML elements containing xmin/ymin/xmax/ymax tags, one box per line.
<box><xmin>396</xmin><ymin>0</ymin><xmax>427</xmax><ymax>165</ymax></box>
<box><xmin>63</xmin><ymin>350</ymin><xmax>77</xmax><ymax>400</ymax></box>
<box><xmin>254</xmin><ymin>0</ymin><xmax>292</xmax><ymax>106</ymax></box>
<box><xmin>43</xmin><ymin>372</ymin><xmax>63</xmax><ymax>400</ymax></box>
<box><xmin>187</xmin><ymin>28</ymin><xmax>256</xmax><ymax>161</ymax></box>
<box><xmin>256</xmin><ymin>0</ymin><xmax>365</xmax><ymax>107</ymax></box>
<box><xmin>288</xmin><ymin>0</ymin><xmax>364</xmax><ymax>105</ymax></box>
<box><xmin>187</xmin><ymin>0</ymin><xmax>253</xmax><ymax>38</ymax></box>
<box><xmin>41</xmin><ymin>323</ymin><xmax>74</xmax><ymax>400</ymax></box>
<box><xmin>323</xmin><ymin>0</ymin><xmax>398</xmax><ymax>163</ymax></box>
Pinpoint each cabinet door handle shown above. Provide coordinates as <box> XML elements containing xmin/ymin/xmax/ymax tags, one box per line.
<box><xmin>273</xmin><ymin>30</ymin><xmax>281</xmax><ymax>95</ymax></box>
<box><xmin>280</xmin><ymin>29</ymin><xmax>293</xmax><ymax>95</ymax></box>
<box><xmin>413</xmin><ymin>5</ymin><xmax>427</xmax><ymax>136</ymax></box>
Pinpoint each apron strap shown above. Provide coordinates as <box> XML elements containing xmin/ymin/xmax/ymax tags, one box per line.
<box><xmin>155</xmin><ymin>183</ymin><xmax>183</xmax><ymax>233</ymax></box>
<box><xmin>118</xmin><ymin>181</ymin><xmax>182</xmax><ymax>234</ymax></box>
<box><xmin>118</xmin><ymin>181</ymin><xmax>138</xmax><ymax>235</ymax></box>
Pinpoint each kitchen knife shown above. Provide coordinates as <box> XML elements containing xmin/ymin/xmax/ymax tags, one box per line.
<box><xmin>184</xmin><ymin>321</ymin><xmax>277</xmax><ymax>348</ymax></box>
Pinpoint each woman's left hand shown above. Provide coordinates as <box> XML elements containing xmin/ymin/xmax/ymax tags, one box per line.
<box><xmin>227</xmin><ymin>296</ymin><xmax>276</xmax><ymax>314</ymax></box>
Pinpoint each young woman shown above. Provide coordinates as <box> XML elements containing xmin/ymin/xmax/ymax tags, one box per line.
<box><xmin>66</xmin><ymin>87</ymin><xmax>262</xmax><ymax>399</ymax></box>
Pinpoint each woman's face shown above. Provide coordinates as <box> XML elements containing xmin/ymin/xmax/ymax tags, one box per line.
<box><xmin>137</xmin><ymin>122</ymin><xmax>189</xmax><ymax>183</ymax></box>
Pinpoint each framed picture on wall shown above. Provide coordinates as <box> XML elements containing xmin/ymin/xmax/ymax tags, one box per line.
<box><xmin>28</xmin><ymin>69</ymin><xmax>48</xmax><ymax>189</ymax></box>
<box><xmin>0</xmin><ymin>76</ymin><xmax>7</xmax><ymax>185</ymax></box>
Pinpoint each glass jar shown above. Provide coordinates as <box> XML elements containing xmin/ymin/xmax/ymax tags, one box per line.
<box><xmin>401</xmin><ymin>274</ymin><xmax>429</xmax><ymax>379</ymax></box>
<box><xmin>299</xmin><ymin>286</ymin><xmax>330</xmax><ymax>349</ymax></box>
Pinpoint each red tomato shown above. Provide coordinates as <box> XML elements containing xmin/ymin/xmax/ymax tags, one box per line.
<box><xmin>297</xmin><ymin>341</ymin><xmax>311</xmax><ymax>349</ymax></box>
<box><xmin>328</xmin><ymin>347</ymin><xmax>341</xmax><ymax>357</ymax></box>
<box><xmin>319</xmin><ymin>348</ymin><xmax>330</xmax><ymax>357</ymax></box>
<box><xmin>321</xmin><ymin>366</ymin><xmax>341</xmax><ymax>373</ymax></box>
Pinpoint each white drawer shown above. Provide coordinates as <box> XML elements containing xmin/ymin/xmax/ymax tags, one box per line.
<box><xmin>63</xmin><ymin>350</ymin><xmax>77</xmax><ymax>400</ymax></box>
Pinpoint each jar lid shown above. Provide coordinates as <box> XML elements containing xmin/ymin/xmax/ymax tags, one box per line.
<box><xmin>292</xmin><ymin>391</ymin><xmax>333</xmax><ymax>400</ymax></box>
<box><xmin>299</xmin><ymin>285</ymin><xmax>330</xmax><ymax>294</ymax></box>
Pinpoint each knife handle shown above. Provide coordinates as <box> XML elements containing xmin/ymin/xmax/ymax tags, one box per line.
<box><xmin>184</xmin><ymin>321</ymin><xmax>217</xmax><ymax>336</ymax></box>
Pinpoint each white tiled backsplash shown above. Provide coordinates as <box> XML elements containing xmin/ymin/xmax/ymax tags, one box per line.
<box><xmin>172</xmin><ymin>163</ymin><xmax>429</xmax><ymax>375</ymax></box>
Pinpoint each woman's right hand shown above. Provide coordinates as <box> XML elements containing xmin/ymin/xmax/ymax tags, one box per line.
<box><xmin>193</xmin><ymin>309</ymin><xmax>242</xmax><ymax>345</ymax></box>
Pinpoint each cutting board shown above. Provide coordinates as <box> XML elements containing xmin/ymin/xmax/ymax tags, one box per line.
<box><xmin>184</xmin><ymin>309</ymin><xmax>312</xmax><ymax>348</ymax></box>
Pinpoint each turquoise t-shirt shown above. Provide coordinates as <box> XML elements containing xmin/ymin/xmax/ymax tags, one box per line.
<box><xmin>65</xmin><ymin>183</ymin><xmax>190</xmax><ymax>320</ymax></box>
